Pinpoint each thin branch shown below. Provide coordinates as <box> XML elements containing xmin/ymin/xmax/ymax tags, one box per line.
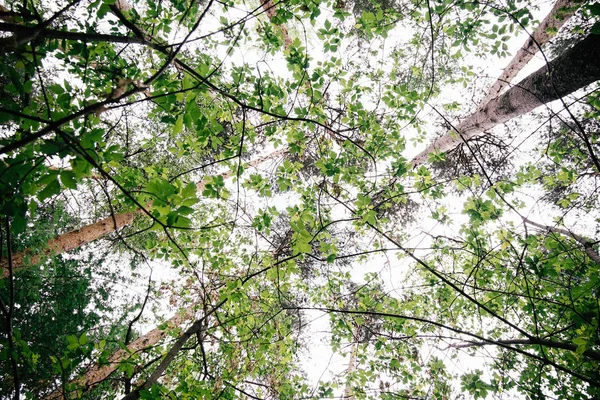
<box><xmin>446</xmin><ymin>337</ymin><xmax>600</xmax><ymax>362</ymax></box>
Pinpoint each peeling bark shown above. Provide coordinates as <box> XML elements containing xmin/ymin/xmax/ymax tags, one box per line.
<box><xmin>410</xmin><ymin>33</ymin><xmax>600</xmax><ymax>167</ymax></box>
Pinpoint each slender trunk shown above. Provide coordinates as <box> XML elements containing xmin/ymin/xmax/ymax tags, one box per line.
<box><xmin>42</xmin><ymin>5</ymin><xmax>291</xmax><ymax>396</ymax></box>
<box><xmin>342</xmin><ymin>324</ymin><xmax>360</xmax><ymax>399</ymax></box>
<box><xmin>2</xmin><ymin>0</ymin><xmax>293</xmax><ymax>277</ymax></box>
<box><xmin>410</xmin><ymin>33</ymin><xmax>600</xmax><ymax>167</ymax></box>
<box><xmin>479</xmin><ymin>0</ymin><xmax>579</xmax><ymax>106</ymax></box>
<box><xmin>46</xmin><ymin>214</ymin><xmax>288</xmax><ymax>398</ymax></box>
<box><xmin>120</xmin><ymin>301</ymin><xmax>225</xmax><ymax>400</ymax></box>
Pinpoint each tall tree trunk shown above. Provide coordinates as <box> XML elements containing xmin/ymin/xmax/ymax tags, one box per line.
<box><xmin>1</xmin><ymin>212</ymin><xmax>136</xmax><ymax>278</ymax></box>
<box><xmin>2</xmin><ymin>149</ymin><xmax>287</xmax><ymax>277</ymax></box>
<box><xmin>410</xmin><ymin>33</ymin><xmax>600</xmax><ymax>167</ymax></box>
<box><xmin>43</xmin><ymin>4</ymin><xmax>294</xmax><ymax>396</ymax></box>
<box><xmin>45</xmin><ymin>307</ymin><xmax>196</xmax><ymax>399</ymax></box>
<box><xmin>2</xmin><ymin>0</ymin><xmax>295</xmax><ymax>278</ymax></box>
<box><xmin>479</xmin><ymin>0</ymin><xmax>579</xmax><ymax>106</ymax></box>
<box><xmin>120</xmin><ymin>302</ymin><xmax>222</xmax><ymax>400</ymax></box>
<box><xmin>342</xmin><ymin>324</ymin><xmax>360</xmax><ymax>399</ymax></box>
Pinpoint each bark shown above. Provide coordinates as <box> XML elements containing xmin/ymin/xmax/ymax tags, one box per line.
<box><xmin>45</xmin><ymin>307</ymin><xmax>196</xmax><ymax>400</ymax></box>
<box><xmin>410</xmin><ymin>33</ymin><xmax>600</xmax><ymax>167</ymax></box>
<box><xmin>120</xmin><ymin>301</ymin><xmax>224</xmax><ymax>400</ymax></box>
<box><xmin>0</xmin><ymin>5</ymin><xmax>17</xmax><ymax>22</ymax></box>
<box><xmin>1</xmin><ymin>0</ymin><xmax>292</xmax><ymax>277</ymax></box>
<box><xmin>479</xmin><ymin>0</ymin><xmax>579</xmax><ymax>106</ymax></box>
<box><xmin>342</xmin><ymin>324</ymin><xmax>359</xmax><ymax>399</ymax></box>
<box><xmin>2</xmin><ymin>149</ymin><xmax>288</xmax><ymax>278</ymax></box>
<box><xmin>1</xmin><ymin>212</ymin><xmax>136</xmax><ymax>278</ymax></box>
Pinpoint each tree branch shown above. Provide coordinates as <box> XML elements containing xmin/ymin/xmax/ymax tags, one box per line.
<box><xmin>522</xmin><ymin>217</ymin><xmax>600</xmax><ymax>264</ymax></box>
<box><xmin>121</xmin><ymin>300</ymin><xmax>225</xmax><ymax>400</ymax></box>
<box><xmin>447</xmin><ymin>337</ymin><xmax>600</xmax><ymax>362</ymax></box>
<box><xmin>0</xmin><ymin>22</ymin><xmax>147</xmax><ymax>48</ymax></box>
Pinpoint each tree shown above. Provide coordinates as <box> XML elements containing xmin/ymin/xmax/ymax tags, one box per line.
<box><xmin>478</xmin><ymin>0</ymin><xmax>581</xmax><ymax>106</ymax></box>
<box><xmin>410</xmin><ymin>32</ymin><xmax>600</xmax><ymax>167</ymax></box>
<box><xmin>1</xmin><ymin>0</ymin><xmax>600</xmax><ymax>398</ymax></box>
<box><xmin>0</xmin><ymin>201</ymin><xmax>120</xmax><ymax>399</ymax></box>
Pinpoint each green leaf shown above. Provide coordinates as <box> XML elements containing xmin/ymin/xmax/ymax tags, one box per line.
<box><xmin>173</xmin><ymin>116</ymin><xmax>184</xmax><ymax>134</ymax></box>
<box><xmin>66</xmin><ymin>335</ymin><xmax>79</xmax><ymax>351</ymax></box>
<box><xmin>147</xmin><ymin>179</ymin><xmax>177</xmax><ymax>199</ymax></box>
<box><xmin>38</xmin><ymin>180</ymin><xmax>61</xmax><ymax>201</ymax></box>
<box><xmin>176</xmin><ymin>206</ymin><xmax>195</xmax><ymax>215</ymax></box>
<box><xmin>573</xmin><ymin>337</ymin><xmax>587</xmax><ymax>346</ymax></box>
<box><xmin>61</xmin><ymin>170</ymin><xmax>78</xmax><ymax>189</ymax></box>
<box><xmin>293</xmin><ymin>238</ymin><xmax>312</xmax><ymax>255</ymax></box>
<box><xmin>79</xmin><ymin>333</ymin><xmax>88</xmax><ymax>345</ymax></box>
<box><xmin>11</xmin><ymin>214</ymin><xmax>27</xmax><ymax>234</ymax></box>
<box><xmin>181</xmin><ymin>182</ymin><xmax>198</xmax><ymax>199</ymax></box>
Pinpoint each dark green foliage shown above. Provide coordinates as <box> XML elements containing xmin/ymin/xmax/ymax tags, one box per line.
<box><xmin>0</xmin><ymin>256</ymin><xmax>107</xmax><ymax>398</ymax></box>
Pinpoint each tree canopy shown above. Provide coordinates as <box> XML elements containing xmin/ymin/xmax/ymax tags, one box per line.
<box><xmin>0</xmin><ymin>0</ymin><xmax>599</xmax><ymax>398</ymax></box>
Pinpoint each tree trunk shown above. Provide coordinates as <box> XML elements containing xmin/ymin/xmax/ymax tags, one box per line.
<box><xmin>2</xmin><ymin>149</ymin><xmax>288</xmax><ymax>277</ymax></box>
<box><xmin>2</xmin><ymin>0</ymin><xmax>294</xmax><ymax>277</ymax></box>
<box><xmin>45</xmin><ymin>307</ymin><xmax>196</xmax><ymax>399</ymax></box>
<box><xmin>119</xmin><ymin>302</ymin><xmax>221</xmax><ymax>400</ymax></box>
<box><xmin>2</xmin><ymin>212</ymin><xmax>136</xmax><ymax>278</ymax></box>
<box><xmin>40</xmin><ymin>4</ymin><xmax>293</xmax><ymax>395</ymax></box>
<box><xmin>342</xmin><ymin>324</ymin><xmax>360</xmax><ymax>399</ymax></box>
<box><xmin>479</xmin><ymin>0</ymin><xmax>579</xmax><ymax>106</ymax></box>
<box><xmin>410</xmin><ymin>33</ymin><xmax>600</xmax><ymax>167</ymax></box>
